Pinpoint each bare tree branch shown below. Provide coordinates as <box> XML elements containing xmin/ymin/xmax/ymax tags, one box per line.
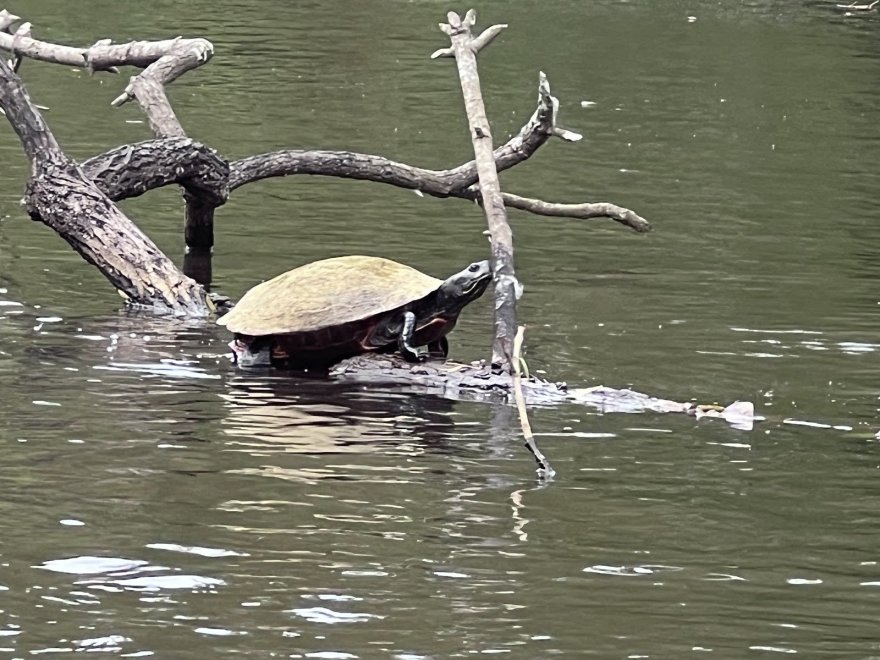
<box><xmin>512</xmin><ymin>326</ymin><xmax>554</xmax><ymax>477</ymax></box>
<box><xmin>82</xmin><ymin>138</ymin><xmax>229</xmax><ymax>204</ymax></box>
<box><xmin>0</xmin><ymin>55</ymin><xmax>208</xmax><ymax>315</ymax></box>
<box><xmin>229</xmin><ymin>71</ymin><xmax>560</xmax><ymax>192</ymax></box>
<box><xmin>462</xmin><ymin>189</ymin><xmax>652</xmax><ymax>233</ymax></box>
<box><xmin>471</xmin><ymin>23</ymin><xmax>508</xmax><ymax>53</ymax></box>
<box><xmin>0</xmin><ymin>7</ymin><xmax>651</xmax><ymax>325</ymax></box>
<box><xmin>226</xmin><ymin>73</ymin><xmax>642</xmax><ymax>230</ymax></box>
<box><xmin>108</xmin><ymin>38</ymin><xmax>213</xmax><ymax>137</ymax></box>
<box><xmin>439</xmin><ymin>8</ymin><xmax>518</xmax><ymax>367</ymax></box>
<box><xmin>0</xmin><ymin>9</ymin><xmax>217</xmax><ymax>250</ymax></box>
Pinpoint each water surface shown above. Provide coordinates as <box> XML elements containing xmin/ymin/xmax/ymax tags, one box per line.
<box><xmin>1</xmin><ymin>0</ymin><xmax>879</xmax><ymax>657</ymax></box>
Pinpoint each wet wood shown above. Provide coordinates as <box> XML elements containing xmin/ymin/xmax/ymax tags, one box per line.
<box><xmin>512</xmin><ymin>326</ymin><xmax>554</xmax><ymax>477</ymax></box>
<box><xmin>329</xmin><ymin>352</ymin><xmax>746</xmax><ymax>422</ymax></box>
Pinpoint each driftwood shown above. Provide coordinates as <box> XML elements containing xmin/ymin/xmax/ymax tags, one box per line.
<box><xmin>329</xmin><ymin>353</ymin><xmax>760</xmax><ymax>430</ymax></box>
<box><xmin>0</xmin><ymin>9</ymin><xmax>671</xmax><ymax>471</ymax></box>
<box><xmin>0</xmin><ymin>60</ymin><xmax>209</xmax><ymax>315</ymax></box>
<box><xmin>0</xmin><ymin>8</ymin><xmax>649</xmax><ymax>316</ymax></box>
<box><xmin>836</xmin><ymin>1</ymin><xmax>878</xmax><ymax>10</ymax></box>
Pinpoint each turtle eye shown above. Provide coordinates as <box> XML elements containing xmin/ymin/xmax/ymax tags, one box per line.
<box><xmin>468</xmin><ymin>263</ymin><xmax>481</xmax><ymax>273</ymax></box>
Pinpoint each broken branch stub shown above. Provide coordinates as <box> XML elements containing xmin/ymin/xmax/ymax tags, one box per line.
<box><xmin>438</xmin><ymin>9</ymin><xmax>519</xmax><ymax>369</ymax></box>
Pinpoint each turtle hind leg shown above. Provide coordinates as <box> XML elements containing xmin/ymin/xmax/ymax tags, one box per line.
<box><xmin>398</xmin><ymin>311</ymin><xmax>425</xmax><ymax>362</ymax></box>
<box><xmin>425</xmin><ymin>336</ymin><xmax>449</xmax><ymax>359</ymax></box>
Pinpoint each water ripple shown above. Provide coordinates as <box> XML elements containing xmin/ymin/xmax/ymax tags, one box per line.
<box><xmin>287</xmin><ymin>607</ymin><xmax>384</xmax><ymax>624</ymax></box>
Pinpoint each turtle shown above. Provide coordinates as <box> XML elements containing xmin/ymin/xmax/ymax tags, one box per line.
<box><xmin>217</xmin><ymin>255</ymin><xmax>492</xmax><ymax>369</ymax></box>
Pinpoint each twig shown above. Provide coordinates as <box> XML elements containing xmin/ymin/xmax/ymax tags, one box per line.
<box><xmin>512</xmin><ymin>326</ymin><xmax>554</xmax><ymax>477</ymax></box>
<box><xmin>463</xmin><ymin>188</ymin><xmax>652</xmax><ymax>233</ymax></box>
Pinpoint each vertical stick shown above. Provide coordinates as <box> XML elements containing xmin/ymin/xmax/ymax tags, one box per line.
<box><xmin>512</xmin><ymin>326</ymin><xmax>554</xmax><ymax>477</ymax></box>
<box><xmin>436</xmin><ymin>10</ymin><xmax>518</xmax><ymax>369</ymax></box>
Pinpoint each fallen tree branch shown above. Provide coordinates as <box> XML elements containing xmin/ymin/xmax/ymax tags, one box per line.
<box><xmin>82</xmin><ymin>138</ymin><xmax>229</xmax><ymax>205</ymax></box>
<box><xmin>228</xmin><ymin>71</ymin><xmax>562</xmax><ymax>193</ymax></box>
<box><xmin>1</xmin><ymin>8</ymin><xmax>651</xmax><ymax>326</ymax></box>
<box><xmin>0</xmin><ymin>11</ymin><xmax>212</xmax><ymax>133</ymax></box>
<box><xmin>108</xmin><ymin>38</ymin><xmax>213</xmax><ymax>139</ymax></box>
<box><xmin>836</xmin><ymin>1</ymin><xmax>878</xmax><ymax>10</ymax></box>
<box><xmin>330</xmin><ymin>353</ymin><xmax>760</xmax><ymax>430</ymax></box>
<box><xmin>0</xmin><ymin>56</ymin><xmax>208</xmax><ymax>315</ymax></box>
<box><xmin>223</xmin><ymin>73</ymin><xmax>649</xmax><ymax>230</ymax></box>
<box><xmin>464</xmin><ymin>189</ymin><xmax>652</xmax><ymax>233</ymax></box>
<box><xmin>3</xmin><ymin>8</ymin><xmax>648</xmax><ymax>245</ymax></box>
<box><xmin>82</xmin><ymin>138</ymin><xmax>229</xmax><ymax>255</ymax></box>
<box><xmin>0</xmin><ymin>9</ymin><xmax>212</xmax><ymax>130</ymax></box>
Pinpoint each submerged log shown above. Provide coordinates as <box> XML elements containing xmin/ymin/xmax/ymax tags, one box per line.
<box><xmin>329</xmin><ymin>353</ymin><xmax>759</xmax><ymax>429</ymax></box>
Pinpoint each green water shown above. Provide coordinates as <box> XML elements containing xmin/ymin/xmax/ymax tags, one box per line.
<box><xmin>1</xmin><ymin>1</ymin><xmax>879</xmax><ymax>657</ymax></box>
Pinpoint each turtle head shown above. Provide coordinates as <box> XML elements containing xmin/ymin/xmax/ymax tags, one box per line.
<box><xmin>438</xmin><ymin>260</ymin><xmax>492</xmax><ymax>307</ymax></box>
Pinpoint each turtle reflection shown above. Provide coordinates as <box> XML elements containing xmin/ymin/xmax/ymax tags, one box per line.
<box><xmin>219</xmin><ymin>375</ymin><xmax>459</xmax><ymax>463</ymax></box>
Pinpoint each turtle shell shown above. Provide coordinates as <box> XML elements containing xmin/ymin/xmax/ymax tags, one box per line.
<box><xmin>217</xmin><ymin>255</ymin><xmax>443</xmax><ymax>337</ymax></box>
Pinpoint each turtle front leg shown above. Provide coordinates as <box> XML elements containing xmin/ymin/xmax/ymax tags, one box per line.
<box><xmin>398</xmin><ymin>311</ymin><xmax>425</xmax><ymax>362</ymax></box>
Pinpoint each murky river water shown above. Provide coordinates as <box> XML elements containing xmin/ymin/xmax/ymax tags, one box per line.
<box><xmin>1</xmin><ymin>0</ymin><xmax>879</xmax><ymax>657</ymax></box>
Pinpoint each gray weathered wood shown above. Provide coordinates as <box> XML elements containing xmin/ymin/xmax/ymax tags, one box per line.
<box><xmin>0</xmin><ymin>56</ymin><xmax>209</xmax><ymax>315</ymax></box>
<box><xmin>438</xmin><ymin>9</ymin><xmax>518</xmax><ymax>368</ymax></box>
<box><xmin>0</xmin><ymin>11</ymin><xmax>217</xmax><ymax>251</ymax></box>
<box><xmin>330</xmin><ymin>353</ymin><xmax>741</xmax><ymax>420</ymax></box>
